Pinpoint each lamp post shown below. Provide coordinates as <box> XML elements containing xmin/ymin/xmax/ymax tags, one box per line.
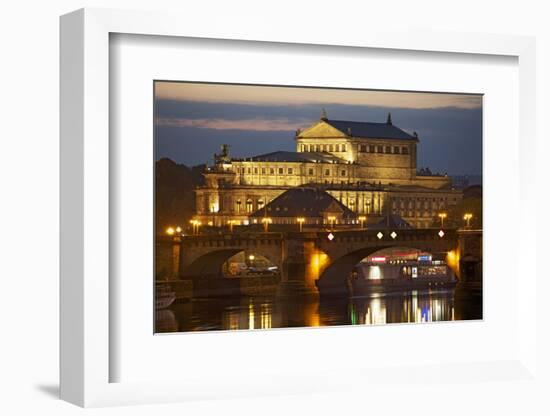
<box><xmin>189</xmin><ymin>220</ymin><xmax>201</xmax><ymax>235</ymax></box>
<box><xmin>297</xmin><ymin>217</ymin><xmax>305</xmax><ymax>232</ymax></box>
<box><xmin>262</xmin><ymin>217</ymin><xmax>272</xmax><ymax>232</ymax></box>
<box><xmin>328</xmin><ymin>215</ymin><xmax>336</xmax><ymax>230</ymax></box>
<box><xmin>358</xmin><ymin>215</ymin><xmax>366</xmax><ymax>229</ymax></box>
<box><xmin>463</xmin><ymin>213</ymin><xmax>473</xmax><ymax>228</ymax></box>
<box><xmin>438</xmin><ymin>212</ymin><xmax>447</xmax><ymax>228</ymax></box>
<box><xmin>166</xmin><ymin>227</ymin><xmax>175</xmax><ymax>236</ymax></box>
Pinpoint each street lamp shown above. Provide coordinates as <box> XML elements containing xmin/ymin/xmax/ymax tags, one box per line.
<box><xmin>166</xmin><ymin>227</ymin><xmax>175</xmax><ymax>236</ymax></box>
<box><xmin>261</xmin><ymin>217</ymin><xmax>272</xmax><ymax>232</ymax></box>
<box><xmin>189</xmin><ymin>220</ymin><xmax>201</xmax><ymax>235</ymax></box>
<box><xmin>297</xmin><ymin>217</ymin><xmax>305</xmax><ymax>232</ymax></box>
<box><xmin>175</xmin><ymin>226</ymin><xmax>182</xmax><ymax>233</ymax></box>
<box><xmin>328</xmin><ymin>215</ymin><xmax>336</xmax><ymax>230</ymax></box>
<box><xmin>438</xmin><ymin>212</ymin><xmax>447</xmax><ymax>228</ymax></box>
<box><xmin>463</xmin><ymin>213</ymin><xmax>473</xmax><ymax>228</ymax></box>
<box><xmin>358</xmin><ymin>215</ymin><xmax>366</xmax><ymax>229</ymax></box>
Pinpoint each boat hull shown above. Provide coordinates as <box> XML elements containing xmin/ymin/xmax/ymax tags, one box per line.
<box><xmin>351</xmin><ymin>277</ymin><xmax>457</xmax><ymax>296</ymax></box>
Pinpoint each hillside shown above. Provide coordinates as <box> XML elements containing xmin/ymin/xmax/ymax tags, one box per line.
<box><xmin>155</xmin><ymin>158</ymin><xmax>205</xmax><ymax>235</ymax></box>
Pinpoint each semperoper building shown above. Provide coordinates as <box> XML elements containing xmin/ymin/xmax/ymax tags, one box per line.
<box><xmin>193</xmin><ymin>112</ymin><xmax>462</xmax><ymax>229</ymax></box>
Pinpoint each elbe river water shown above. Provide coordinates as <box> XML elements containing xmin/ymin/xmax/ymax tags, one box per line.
<box><xmin>155</xmin><ymin>286</ymin><xmax>482</xmax><ymax>333</ymax></box>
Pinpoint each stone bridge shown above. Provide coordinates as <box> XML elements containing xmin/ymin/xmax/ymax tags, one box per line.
<box><xmin>172</xmin><ymin>228</ymin><xmax>474</xmax><ymax>297</ymax></box>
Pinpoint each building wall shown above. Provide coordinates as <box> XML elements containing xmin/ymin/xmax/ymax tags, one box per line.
<box><xmin>195</xmin><ymin>185</ymin><xmax>462</xmax><ymax>229</ymax></box>
<box><xmin>353</xmin><ymin>139</ymin><xmax>416</xmax><ymax>177</ymax></box>
<box><xmin>203</xmin><ymin>161</ymin><xmax>449</xmax><ymax>190</ymax></box>
<box><xmin>230</xmin><ymin>160</ymin><xmax>361</xmax><ymax>186</ymax></box>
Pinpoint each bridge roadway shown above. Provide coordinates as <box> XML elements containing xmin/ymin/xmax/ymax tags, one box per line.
<box><xmin>176</xmin><ymin>228</ymin><xmax>470</xmax><ymax>297</ymax></box>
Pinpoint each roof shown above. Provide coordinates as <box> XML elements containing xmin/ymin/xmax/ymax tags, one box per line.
<box><xmin>370</xmin><ymin>214</ymin><xmax>413</xmax><ymax>229</ymax></box>
<box><xmin>246</xmin><ymin>151</ymin><xmax>346</xmax><ymax>164</ymax></box>
<box><xmin>249</xmin><ymin>187</ymin><xmax>357</xmax><ymax>218</ymax></box>
<box><xmin>325</xmin><ymin>119</ymin><xmax>417</xmax><ymax>141</ymax></box>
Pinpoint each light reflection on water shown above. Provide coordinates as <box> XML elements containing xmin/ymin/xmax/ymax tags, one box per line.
<box><xmin>157</xmin><ymin>287</ymin><xmax>482</xmax><ymax>333</ymax></box>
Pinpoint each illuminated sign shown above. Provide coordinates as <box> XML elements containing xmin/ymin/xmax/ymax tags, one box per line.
<box><xmin>418</xmin><ymin>255</ymin><xmax>432</xmax><ymax>262</ymax></box>
<box><xmin>327</xmin><ymin>233</ymin><xmax>335</xmax><ymax>241</ymax></box>
<box><xmin>412</xmin><ymin>267</ymin><xmax>418</xmax><ymax>278</ymax></box>
<box><xmin>371</xmin><ymin>256</ymin><xmax>386</xmax><ymax>263</ymax></box>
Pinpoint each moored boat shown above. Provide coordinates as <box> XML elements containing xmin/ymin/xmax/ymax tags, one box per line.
<box><xmin>350</xmin><ymin>261</ymin><xmax>457</xmax><ymax>296</ymax></box>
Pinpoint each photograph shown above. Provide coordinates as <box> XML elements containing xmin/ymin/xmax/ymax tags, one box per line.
<box><xmin>154</xmin><ymin>81</ymin><xmax>483</xmax><ymax>333</ymax></box>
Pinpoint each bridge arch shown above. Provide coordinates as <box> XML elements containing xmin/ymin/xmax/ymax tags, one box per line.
<box><xmin>181</xmin><ymin>248</ymin><xmax>282</xmax><ymax>279</ymax></box>
<box><xmin>316</xmin><ymin>245</ymin><xmax>440</xmax><ymax>296</ymax></box>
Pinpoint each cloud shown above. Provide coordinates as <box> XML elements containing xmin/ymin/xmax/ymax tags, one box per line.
<box><xmin>155</xmin><ymin>117</ymin><xmax>310</xmax><ymax>132</ymax></box>
<box><xmin>155</xmin><ymin>81</ymin><xmax>482</xmax><ymax>110</ymax></box>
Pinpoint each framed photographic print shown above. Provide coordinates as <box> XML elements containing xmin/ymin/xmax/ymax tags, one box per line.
<box><xmin>60</xmin><ymin>8</ymin><xmax>538</xmax><ymax>408</ymax></box>
<box><xmin>153</xmin><ymin>81</ymin><xmax>483</xmax><ymax>333</ymax></box>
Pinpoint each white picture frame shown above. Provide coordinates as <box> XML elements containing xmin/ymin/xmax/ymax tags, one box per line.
<box><xmin>60</xmin><ymin>8</ymin><xmax>538</xmax><ymax>408</ymax></box>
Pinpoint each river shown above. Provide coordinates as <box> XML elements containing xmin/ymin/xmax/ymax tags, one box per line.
<box><xmin>155</xmin><ymin>286</ymin><xmax>482</xmax><ymax>333</ymax></box>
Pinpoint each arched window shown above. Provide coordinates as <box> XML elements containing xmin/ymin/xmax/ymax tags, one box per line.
<box><xmin>246</xmin><ymin>199</ymin><xmax>253</xmax><ymax>213</ymax></box>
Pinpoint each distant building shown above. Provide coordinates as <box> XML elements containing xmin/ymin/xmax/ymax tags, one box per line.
<box><xmin>194</xmin><ymin>112</ymin><xmax>462</xmax><ymax>228</ymax></box>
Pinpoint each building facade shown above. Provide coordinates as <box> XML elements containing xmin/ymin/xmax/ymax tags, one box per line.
<box><xmin>194</xmin><ymin>113</ymin><xmax>461</xmax><ymax>229</ymax></box>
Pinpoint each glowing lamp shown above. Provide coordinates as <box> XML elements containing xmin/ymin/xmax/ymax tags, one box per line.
<box><xmin>371</xmin><ymin>256</ymin><xmax>386</xmax><ymax>263</ymax></box>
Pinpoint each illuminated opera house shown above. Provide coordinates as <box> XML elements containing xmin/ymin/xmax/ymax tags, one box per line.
<box><xmin>193</xmin><ymin>111</ymin><xmax>462</xmax><ymax>229</ymax></box>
